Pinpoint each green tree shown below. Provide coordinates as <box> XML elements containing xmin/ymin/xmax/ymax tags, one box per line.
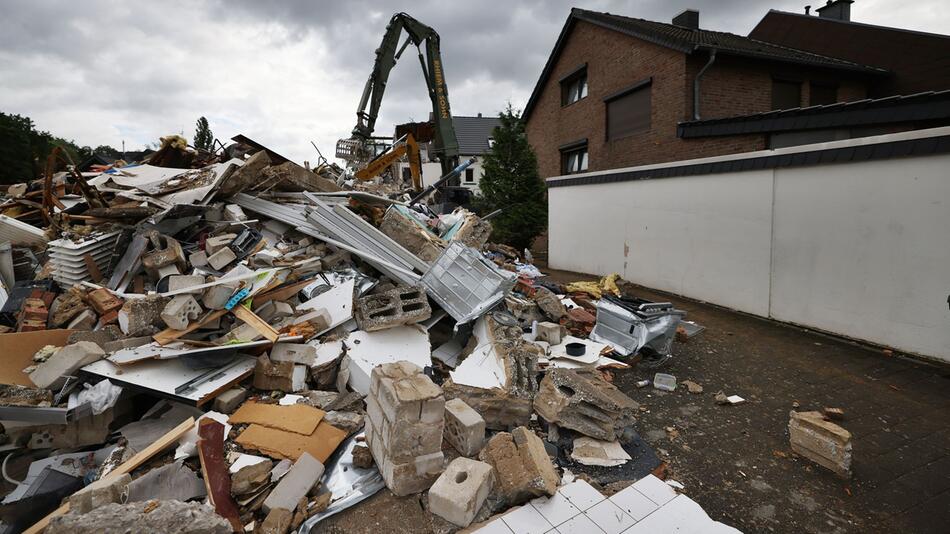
<box><xmin>0</xmin><ymin>112</ymin><xmax>34</xmax><ymax>183</ymax></box>
<box><xmin>475</xmin><ymin>105</ymin><xmax>547</xmax><ymax>251</ymax></box>
<box><xmin>194</xmin><ymin>116</ymin><xmax>213</xmax><ymax>151</ymax></box>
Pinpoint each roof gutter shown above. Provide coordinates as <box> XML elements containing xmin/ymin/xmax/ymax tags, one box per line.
<box><xmin>693</xmin><ymin>48</ymin><xmax>717</xmax><ymax>121</ymax></box>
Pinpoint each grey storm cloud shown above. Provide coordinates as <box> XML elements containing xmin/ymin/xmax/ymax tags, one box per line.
<box><xmin>1</xmin><ymin>0</ymin><xmax>946</xmax><ymax>162</ymax></box>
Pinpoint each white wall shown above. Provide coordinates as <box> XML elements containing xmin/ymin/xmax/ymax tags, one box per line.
<box><xmin>549</xmin><ymin>172</ymin><xmax>774</xmax><ymax>316</ymax></box>
<box><xmin>548</xmin><ymin>129</ymin><xmax>950</xmax><ymax>362</ymax></box>
<box><xmin>769</xmin><ymin>156</ymin><xmax>950</xmax><ymax>360</ymax></box>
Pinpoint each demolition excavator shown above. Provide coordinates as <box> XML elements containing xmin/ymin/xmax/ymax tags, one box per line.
<box><xmin>337</xmin><ymin>13</ymin><xmax>472</xmax><ymax>199</ymax></box>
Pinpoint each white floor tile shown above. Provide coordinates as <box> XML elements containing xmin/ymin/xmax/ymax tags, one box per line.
<box><xmin>531</xmin><ymin>491</ymin><xmax>582</xmax><ymax>527</ymax></box>
<box><xmin>558</xmin><ymin>480</ymin><xmax>606</xmax><ymax>511</ymax></box>
<box><xmin>631</xmin><ymin>475</ymin><xmax>676</xmax><ymax>506</ymax></box>
<box><xmin>472</xmin><ymin>518</ymin><xmax>515</xmax><ymax>534</ymax></box>
<box><xmin>622</xmin><ymin>494</ymin><xmax>713</xmax><ymax>533</ymax></box>
<box><xmin>501</xmin><ymin>503</ymin><xmax>555</xmax><ymax>534</ymax></box>
<box><xmin>556</xmin><ymin>511</ymin><xmax>607</xmax><ymax>534</ymax></box>
<box><xmin>586</xmin><ymin>499</ymin><xmax>637</xmax><ymax>534</ymax></box>
<box><xmin>608</xmin><ymin>485</ymin><xmax>659</xmax><ymax>521</ymax></box>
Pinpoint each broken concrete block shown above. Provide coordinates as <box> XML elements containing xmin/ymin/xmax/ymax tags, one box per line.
<box><xmin>478</xmin><ymin>426</ymin><xmax>557</xmax><ymax>505</ymax></box>
<box><xmin>189</xmin><ymin>250</ymin><xmax>208</xmax><ymax>268</ymax></box>
<box><xmin>29</xmin><ymin>341</ymin><xmax>105</xmax><ymax>389</ymax></box>
<box><xmin>230</xmin><ymin>456</ymin><xmax>273</xmax><ymax>495</ymax></box>
<box><xmin>167</xmin><ymin>274</ymin><xmax>205</xmax><ymax>294</ymax></box>
<box><xmin>207</xmin><ymin>246</ymin><xmax>237</xmax><ymax>271</ymax></box>
<box><xmin>428</xmin><ymin>457</ymin><xmax>494</xmax><ymax>527</ymax></box>
<box><xmin>161</xmin><ymin>294</ymin><xmax>202</xmax><ymax>330</ymax></box>
<box><xmin>444</xmin><ymin>398</ymin><xmax>486</xmax><ymax>457</ymax></box>
<box><xmin>253</xmin><ymin>355</ymin><xmax>307</xmax><ymax>393</ymax></box>
<box><xmin>204</xmin><ymin>233</ymin><xmax>237</xmax><ymax>255</ymax></box>
<box><xmin>66</xmin><ymin>309</ymin><xmax>98</xmax><ymax>330</ymax></box>
<box><xmin>789</xmin><ymin>411</ymin><xmax>852</xmax><ymax>478</ymax></box>
<box><xmin>270</xmin><ymin>343</ymin><xmax>317</xmax><ymax>365</ymax></box>
<box><xmin>533</xmin><ymin>287</ymin><xmax>567</xmax><ymax>320</ymax></box>
<box><xmin>46</xmin><ymin>500</ymin><xmax>232</xmax><ymax>534</ymax></box>
<box><xmin>263</xmin><ymin>452</ymin><xmax>324</xmax><ymax>514</ymax></box>
<box><xmin>505</xmin><ymin>294</ymin><xmax>545</xmax><ymax>325</ymax></box>
<box><xmin>352</xmin><ymin>445</ymin><xmax>374</xmax><ymax>469</ymax></box>
<box><xmin>260</xmin><ymin>507</ymin><xmax>293</xmax><ymax>534</ymax></box>
<box><xmin>212</xmin><ymin>387</ymin><xmax>247</xmax><ymax>414</ymax></box>
<box><xmin>365</xmin><ymin>361</ymin><xmax>445</xmax><ymax>495</ymax></box>
<box><xmin>202</xmin><ymin>282</ymin><xmax>238</xmax><ymax>310</ymax></box>
<box><xmin>355</xmin><ymin>285</ymin><xmax>432</xmax><ymax>331</ymax></box>
<box><xmin>223</xmin><ymin>204</ymin><xmax>247</xmax><ymax>222</ymax></box>
<box><xmin>379</xmin><ymin>207</ymin><xmax>444</xmax><ymax>262</ymax></box>
<box><xmin>117</xmin><ymin>295</ymin><xmax>169</xmax><ymax>336</ymax></box>
<box><xmin>256</xmin><ymin>300</ymin><xmax>294</xmax><ymax>322</ymax></box>
<box><xmin>68</xmin><ymin>473</ymin><xmax>131</xmax><ymax>514</ymax></box>
<box><xmin>452</xmin><ymin>212</ymin><xmax>492</xmax><ymax>250</ymax></box>
<box><xmin>535</xmin><ymin>321</ymin><xmax>565</xmax><ymax>345</ymax></box>
<box><xmin>534</xmin><ymin>368</ymin><xmax>639</xmax><ymax>441</ymax></box>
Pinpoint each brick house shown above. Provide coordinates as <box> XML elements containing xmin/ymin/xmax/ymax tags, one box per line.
<box><xmin>523</xmin><ymin>7</ymin><xmax>890</xmax><ymax>179</ymax></box>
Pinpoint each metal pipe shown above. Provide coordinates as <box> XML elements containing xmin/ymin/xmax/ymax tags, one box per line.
<box><xmin>693</xmin><ymin>49</ymin><xmax>717</xmax><ymax>120</ymax></box>
<box><xmin>409</xmin><ymin>156</ymin><xmax>477</xmax><ymax>205</ymax></box>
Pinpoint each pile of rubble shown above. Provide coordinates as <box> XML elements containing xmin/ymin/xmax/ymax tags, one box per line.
<box><xmin>0</xmin><ymin>136</ymin><xmax>734</xmax><ymax>533</ymax></box>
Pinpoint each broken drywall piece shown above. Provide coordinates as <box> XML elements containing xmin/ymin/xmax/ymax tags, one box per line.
<box><xmin>229</xmin><ymin>402</ymin><xmax>325</xmax><ymax>435</ymax></box>
<box><xmin>262</xmin><ymin>452</ymin><xmax>325</xmax><ymax>514</ymax></box>
<box><xmin>295</xmin><ymin>277</ymin><xmax>355</xmax><ymax>335</ymax></box>
<box><xmin>570</xmin><ymin>437</ymin><xmax>632</xmax><ymax>467</ymax></box>
<box><xmin>235</xmin><ymin>421</ymin><xmax>348</xmax><ymax>463</ymax></box>
<box><xmin>547</xmin><ymin>336</ymin><xmax>605</xmax><ymax>364</ymax></box>
<box><xmin>343</xmin><ymin>325</ymin><xmax>432</xmax><ymax>395</ymax></box>
<box><xmin>448</xmin><ymin>316</ymin><xmax>506</xmax><ymax>390</ymax></box>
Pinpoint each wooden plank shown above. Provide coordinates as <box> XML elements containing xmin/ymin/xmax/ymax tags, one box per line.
<box><xmin>231</xmin><ymin>305</ymin><xmax>280</xmax><ymax>343</ymax></box>
<box><xmin>24</xmin><ymin>416</ymin><xmax>196</xmax><ymax>534</ymax></box>
<box><xmin>152</xmin><ymin>309</ymin><xmax>228</xmax><ymax>346</ymax></box>
<box><xmin>252</xmin><ymin>279</ymin><xmax>312</xmax><ymax>307</ymax></box>
<box><xmin>197</xmin><ymin>419</ymin><xmax>243</xmax><ymax>532</ymax></box>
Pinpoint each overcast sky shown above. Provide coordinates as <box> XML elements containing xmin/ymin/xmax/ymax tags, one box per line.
<box><xmin>2</xmin><ymin>0</ymin><xmax>946</xmax><ymax>164</ymax></box>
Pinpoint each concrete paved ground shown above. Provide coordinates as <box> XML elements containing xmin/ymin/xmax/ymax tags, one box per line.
<box><xmin>547</xmin><ymin>270</ymin><xmax>950</xmax><ymax>534</ymax></box>
<box><xmin>317</xmin><ymin>272</ymin><xmax>950</xmax><ymax>534</ymax></box>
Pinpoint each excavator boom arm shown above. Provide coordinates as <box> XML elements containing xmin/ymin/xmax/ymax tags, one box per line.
<box><xmin>351</xmin><ymin>13</ymin><xmax>459</xmax><ymax>176</ymax></box>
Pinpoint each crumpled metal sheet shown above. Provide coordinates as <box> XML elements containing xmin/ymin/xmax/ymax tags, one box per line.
<box><xmin>590</xmin><ymin>297</ymin><xmax>685</xmax><ymax>357</ymax></box>
<box><xmin>297</xmin><ymin>431</ymin><xmax>384</xmax><ymax>533</ymax></box>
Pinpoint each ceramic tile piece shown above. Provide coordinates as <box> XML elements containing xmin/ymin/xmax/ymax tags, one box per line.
<box><xmin>530</xmin><ymin>491</ymin><xmax>582</xmax><ymax>527</ymax></box>
<box><xmin>608</xmin><ymin>485</ymin><xmax>659</xmax><ymax>521</ymax></box>
<box><xmin>631</xmin><ymin>474</ymin><xmax>676</xmax><ymax>506</ymax></box>
<box><xmin>558</xmin><ymin>480</ymin><xmax>605</xmax><ymax>511</ymax></box>
<box><xmin>473</xmin><ymin>518</ymin><xmax>515</xmax><ymax>534</ymax></box>
<box><xmin>622</xmin><ymin>494</ymin><xmax>718</xmax><ymax>534</ymax></box>
<box><xmin>501</xmin><ymin>504</ymin><xmax>554</xmax><ymax>534</ymax></box>
<box><xmin>586</xmin><ymin>499</ymin><xmax>636</xmax><ymax>534</ymax></box>
<box><xmin>556</xmin><ymin>511</ymin><xmax>606</xmax><ymax>534</ymax></box>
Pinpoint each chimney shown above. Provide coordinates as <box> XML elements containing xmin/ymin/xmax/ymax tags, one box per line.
<box><xmin>816</xmin><ymin>0</ymin><xmax>853</xmax><ymax>21</ymax></box>
<box><xmin>477</xmin><ymin>112</ymin><xmax>482</xmax><ymax>117</ymax></box>
<box><xmin>672</xmin><ymin>9</ymin><xmax>699</xmax><ymax>30</ymax></box>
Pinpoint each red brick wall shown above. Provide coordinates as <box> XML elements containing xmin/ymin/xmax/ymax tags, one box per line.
<box><xmin>525</xmin><ymin>21</ymin><xmax>872</xmax><ymax>179</ymax></box>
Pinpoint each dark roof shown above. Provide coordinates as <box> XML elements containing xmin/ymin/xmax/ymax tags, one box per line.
<box><xmin>548</xmin><ymin>129</ymin><xmax>950</xmax><ymax>188</ymax></box>
<box><xmin>678</xmin><ymin>90</ymin><xmax>950</xmax><ymax>138</ymax></box>
<box><xmin>750</xmin><ymin>10</ymin><xmax>950</xmax><ymax>96</ymax></box>
<box><xmin>523</xmin><ymin>8</ymin><xmax>888</xmax><ymax>120</ymax></box>
<box><xmin>452</xmin><ymin>116</ymin><xmax>501</xmax><ymax>155</ymax></box>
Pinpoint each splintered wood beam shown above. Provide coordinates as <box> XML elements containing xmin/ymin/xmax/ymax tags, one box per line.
<box><xmin>231</xmin><ymin>305</ymin><xmax>280</xmax><ymax>343</ymax></box>
<box><xmin>197</xmin><ymin>419</ymin><xmax>243</xmax><ymax>532</ymax></box>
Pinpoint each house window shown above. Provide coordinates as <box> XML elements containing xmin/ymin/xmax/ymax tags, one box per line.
<box><xmin>809</xmin><ymin>82</ymin><xmax>837</xmax><ymax>106</ymax></box>
<box><xmin>772</xmin><ymin>78</ymin><xmax>802</xmax><ymax>110</ymax></box>
<box><xmin>561</xmin><ymin>66</ymin><xmax>588</xmax><ymax>106</ymax></box>
<box><xmin>402</xmin><ymin>167</ymin><xmax>412</xmax><ymax>181</ymax></box>
<box><xmin>464</xmin><ymin>168</ymin><xmax>475</xmax><ymax>183</ymax></box>
<box><xmin>560</xmin><ymin>142</ymin><xmax>588</xmax><ymax>175</ymax></box>
<box><xmin>605</xmin><ymin>79</ymin><xmax>651</xmax><ymax>140</ymax></box>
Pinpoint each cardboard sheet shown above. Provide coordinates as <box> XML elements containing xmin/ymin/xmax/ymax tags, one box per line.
<box><xmin>228</xmin><ymin>402</ymin><xmax>325</xmax><ymax>436</ymax></box>
<box><xmin>0</xmin><ymin>329</ymin><xmax>76</xmax><ymax>387</ymax></box>
<box><xmin>235</xmin><ymin>421</ymin><xmax>347</xmax><ymax>463</ymax></box>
